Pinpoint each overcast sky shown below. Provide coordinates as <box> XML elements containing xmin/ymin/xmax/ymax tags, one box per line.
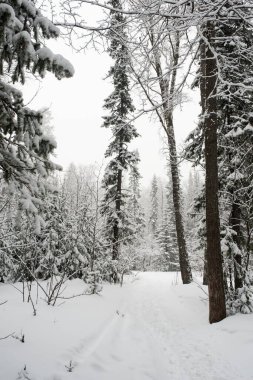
<box><xmin>23</xmin><ymin>39</ymin><xmax>200</xmax><ymax>187</ymax></box>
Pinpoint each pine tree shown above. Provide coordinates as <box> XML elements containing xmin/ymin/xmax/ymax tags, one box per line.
<box><xmin>35</xmin><ymin>188</ymin><xmax>71</xmax><ymax>280</ymax></box>
<box><xmin>184</xmin><ymin>171</ymin><xmax>195</xmax><ymax>243</ymax></box>
<box><xmin>61</xmin><ymin>164</ymin><xmax>106</xmax><ymax>278</ymax></box>
<box><xmin>149</xmin><ymin>175</ymin><xmax>159</xmax><ymax>237</ymax></box>
<box><xmin>156</xmin><ymin>182</ymin><xmax>179</xmax><ymax>271</ymax></box>
<box><xmin>184</xmin><ymin>170</ymin><xmax>203</xmax><ymax>272</ymax></box>
<box><xmin>185</xmin><ymin>1</ymin><xmax>253</xmax><ymax>321</ymax></box>
<box><xmin>127</xmin><ymin>151</ymin><xmax>145</xmax><ymax>244</ymax></box>
<box><xmin>0</xmin><ymin>0</ymin><xmax>74</xmax><ymax>227</ymax></box>
<box><xmin>101</xmin><ymin>0</ymin><xmax>138</xmax><ymax>263</ymax></box>
<box><xmin>215</xmin><ymin>6</ymin><xmax>253</xmax><ymax>293</ymax></box>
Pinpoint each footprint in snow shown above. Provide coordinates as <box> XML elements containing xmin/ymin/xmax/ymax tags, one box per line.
<box><xmin>116</xmin><ymin>310</ymin><xmax>125</xmax><ymax>317</ymax></box>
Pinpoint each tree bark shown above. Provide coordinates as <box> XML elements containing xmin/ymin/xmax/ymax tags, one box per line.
<box><xmin>112</xmin><ymin>164</ymin><xmax>122</xmax><ymax>261</ymax></box>
<box><xmin>200</xmin><ymin>40</ymin><xmax>208</xmax><ymax>287</ymax></box>
<box><xmin>230</xmin><ymin>201</ymin><xmax>243</xmax><ymax>289</ymax></box>
<box><xmin>202</xmin><ymin>22</ymin><xmax>226</xmax><ymax>323</ymax></box>
<box><xmin>203</xmin><ymin>247</ymin><xmax>208</xmax><ymax>285</ymax></box>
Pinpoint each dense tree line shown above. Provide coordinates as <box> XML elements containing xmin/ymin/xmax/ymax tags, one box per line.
<box><xmin>0</xmin><ymin>161</ymin><xmax>181</xmax><ymax>286</ymax></box>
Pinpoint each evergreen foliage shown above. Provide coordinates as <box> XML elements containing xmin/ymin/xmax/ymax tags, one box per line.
<box><xmin>156</xmin><ymin>182</ymin><xmax>179</xmax><ymax>271</ymax></box>
<box><xmin>127</xmin><ymin>151</ymin><xmax>145</xmax><ymax>245</ymax></box>
<box><xmin>185</xmin><ymin>1</ymin><xmax>253</xmax><ymax>314</ymax></box>
<box><xmin>149</xmin><ymin>175</ymin><xmax>159</xmax><ymax>237</ymax></box>
<box><xmin>0</xmin><ymin>0</ymin><xmax>74</xmax><ymax>228</ymax></box>
<box><xmin>101</xmin><ymin>0</ymin><xmax>138</xmax><ymax>262</ymax></box>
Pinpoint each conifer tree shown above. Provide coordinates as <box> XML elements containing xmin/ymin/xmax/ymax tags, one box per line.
<box><xmin>0</xmin><ymin>0</ymin><xmax>74</xmax><ymax>227</ymax></box>
<box><xmin>184</xmin><ymin>170</ymin><xmax>203</xmax><ymax>268</ymax></box>
<box><xmin>215</xmin><ymin>7</ymin><xmax>253</xmax><ymax>293</ymax></box>
<box><xmin>101</xmin><ymin>0</ymin><xmax>138</xmax><ymax>262</ymax></box>
<box><xmin>34</xmin><ymin>188</ymin><xmax>71</xmax><ymax>280</ymax></box>
<box><xmin>127</xmin><ymin>151</ymin><xmax>145</xmax><ymax>245</ymax></box>
<box><xmin>156</xmin><ymin>183</ymin><xmax>178</xmax><ymax>271</ymax></box>
<box><xmin>185</xmin><ymin>1</ymin><xmax>253</xmax><ymax>321</ymax></box>
<box><xmin>149</xmin><ymin>175</ymin><xmax>159</xmax><ymax>237</ymax></box>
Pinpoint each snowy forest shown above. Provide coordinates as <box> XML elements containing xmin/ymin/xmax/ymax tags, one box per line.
<box><xmin>0</xmin><ymin>1</ymin><xmax>253</xmax><ymax>379</ymax></box>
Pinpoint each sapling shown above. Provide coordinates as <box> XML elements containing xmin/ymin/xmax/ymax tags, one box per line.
<box><xmin>12</xmin><ymin>332</ymin><xmax>25</xmax><ymax>343</ymax></box>
<box><xmin>86</xmin><ymin>271</ymin><xmax>102</xmax><ymax>294</ymax></box>
<box><xmin>16</xmin><ymin>366</ymin><xmax>32</xmax><ymax>380</ymax></box>
<box><xmin>65</xmin><ymin>360</ymin><xmax>75</xmax><ymax>372</ymax></box>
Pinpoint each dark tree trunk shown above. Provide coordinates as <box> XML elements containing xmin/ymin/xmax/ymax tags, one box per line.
<box><xmin>112</xmin><ymin>166</ymin><xmax>122</xmax><ymax>261</ymax></box>
<box><xmin>230</xmin><ymin>202</ymin><xmax>243</xmax><ymax>289</ymax></box>
<box><xmin>111</xmin><ymin>132</ymin><xmax>124</xmax><ymax>263</ymax></box>
<box><xmin>112</xmin><ymin>223</ymin><xmax>119</xmax><ymax>260</ymax></box>
<box><xmin>111</xmin><ymin>164</ymin><xmax>123</xmax><ymax>283</ymax></box>
<box><xmin>203</xmin><ymin>247</ymin><xmax>208</xmax><ymax>285</ymax></box>
<box><xmin>245</xmin><ymin>221</ymin><xmax>252</xmax><ymax>271</ymax></box>
<box><xmin>202</xmin><ymin>22</ymin><xmax>226</xmax><ymax>323</ymax></box>
<box><xmin>200</xmin><ymin>40</ymin><xmax>208</xmax><ymax>287</ymax></box>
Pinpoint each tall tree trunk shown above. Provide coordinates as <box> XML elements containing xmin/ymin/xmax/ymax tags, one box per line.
<box><xmin>203</xmin><ymin>247</ymin><xmax>208</xmax><ymax>285</ymax></box>
<box><xmin>230</xmin><ymin>201</ymin><xmax>243</xmax><ymax>289</ymax></box>
<box><xmin>166</xmin><ymin>115</ymin><xmax>192</xmax><ymax>284</ymax></box>
<box><xmin>111</xmin><ymin>164</ymin><xmax>122</xmax><ymax>283</ymax></box>
<box><xmin>151</xmin><ymin>32</ymin><xmax>192</xmax><ymax>284</ymax></box>
<box><xmin>202</xmin><ymin>23</ymin><xmax>226</xmax><ymax>323</ymax></box>
<box><xmin>112</xmin><ymin>161</ymin><xmax>123</xmax><ymax>261</ymax></box>
<box><xmin>200</xmin><ymin>39</ymin><xmax>208</xmax><ymax>287</ymax></box>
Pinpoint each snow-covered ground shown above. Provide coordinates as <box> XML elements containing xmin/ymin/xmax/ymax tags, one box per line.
<box><xmin>0</xmin><ymin>272</ymin><xmax>253</xmax><ymax>380</ymax></box>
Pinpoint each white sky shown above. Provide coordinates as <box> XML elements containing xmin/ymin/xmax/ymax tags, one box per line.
<box><xmin>24</xmin><ymin>39</ymin><xmax>200</xmax><ymax>187</ymax></box>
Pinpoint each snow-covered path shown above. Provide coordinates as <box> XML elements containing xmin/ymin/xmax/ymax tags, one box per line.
<box><xmin>119</xmin><ymin>273</ymin><xmax>244</xmax><ymax>380</ymax></box>
<box><xmin>1</xmin><ymin>272</ymin><xmax>253</xmax><ymax>379</ymax></box>
<box><xmin>72</xmin><ymin>272</ymin><xmax>250</xmax><ymax>380</ymax></box>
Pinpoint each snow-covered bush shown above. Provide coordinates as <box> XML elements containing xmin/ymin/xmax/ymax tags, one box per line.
<box><xmin>227</xmin><ymin>274</ymin><xmax>253</xmax><ymax>315</ymax></box>
<box><xmin>86</xmin><ymin>271</ymin><xmax>103</xmax><ymax>294</ymax></box>
<box><xmin>99</xmin><ymin>257</ymin><xmax>119</xmax><ymax>283</ymax></box>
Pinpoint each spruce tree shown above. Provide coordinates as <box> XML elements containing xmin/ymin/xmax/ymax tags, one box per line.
<box><xmin>156</xmin><ymin>183</ymin><xmax>179</xmax><ymax>271</ymax></box>
<box><xmin>215</xmin><ymin>6</ymin><xmax>253</xmax><ymax>293</ymax></box>
<box><xmin>0</xmin><ymin>0</ymin><xmax>74</xmax><ymax>227</ymax></box>
<box><xmin>149</xmin><ymin>175</ymin><xmax>159</xmax><ymax>238</ymax></box>
<box><xmin>127</xmin><ymin>151</ymin><xmax>145</xmax><ymax>245</ymax></box>
<box><xmin>184</xmin><ymin>170</ymin><xmax>203</xmax><ymax>271</ymax></box>
<box><xmin>185</xmin><ymin>1</ymin><xmax>253</xmax><ymax>321</ymax></box>
<box><xmin>101</xmin><ymin>0</ymin><xmax>138</xmax><ymax>263</ymax></box>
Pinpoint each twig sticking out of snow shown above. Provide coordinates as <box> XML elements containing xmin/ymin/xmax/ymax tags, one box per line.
<box><xmin>192</xmin><ymin>278</ymin><xmax>209</xmax><ymax>297</ymax></box>
<box><xmin>0</xmin><ymin>332</ymin><xmax>15</xmax><ymax>340</ymax></box>
<box><xmin>16</xmin><ymin>365</ymin><xmax>32</xmax><ymax>380</ymax></box>
<box><xmin>12</xmin><ymin>332</ymin><xmax>25</xmax><ymax>343</ymax></box>
<box><xmin>65</xmin><ymin>360</ymin><xmax>76</xmax><ymax>372</ymax></box>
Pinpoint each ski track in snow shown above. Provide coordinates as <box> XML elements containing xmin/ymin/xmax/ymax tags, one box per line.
<box><xmin>55</xmin><ymin>273</ymin><xmax>252</xmax><ymax>380</ymax></box>
<box><xmin>123</xmin><ymin>273</ymin><xmax>241</xmax><ymax>380</ymax></box>
<box><xmin>1</xmin><ymin>272</ymin><xmax>253</xmax><ymax>380</ymax></box>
